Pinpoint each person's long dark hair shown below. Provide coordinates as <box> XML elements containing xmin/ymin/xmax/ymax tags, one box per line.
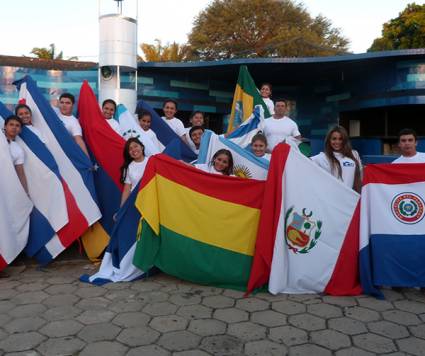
<box><xmin>120</xmin><ymin>137</ymin><xmax>145</xmax><ymax>184</ymax></box>
<box><xmin>324</xmin><ymin>126</ymin><xmax>361</xmax><ymax>193</ymax></box>
<box><xmin>210</xmin><ymin>149</ymin><xmax>234</xmax><ymax>176</ymax></box>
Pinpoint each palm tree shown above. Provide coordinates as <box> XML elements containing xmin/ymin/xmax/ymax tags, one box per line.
<box><xmin>30</xmin><ymin>43</ymin><xmax>78</xmax><ymax>61</ymax></box>
<box><xmin>140</xmin><ymin>39</ymin><xmax>192</xmax><ymax>62</ymax></box>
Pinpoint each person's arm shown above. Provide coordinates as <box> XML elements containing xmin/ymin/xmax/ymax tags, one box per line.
<box><xmin>15</xmin><ymin>164</ymin><xmax>29</xmax><ymax>194</ymax></box>
<box><xmin>120</xmin><ymin>183</ymin><xmax>132</xmax><ymax>207</ymax></box>
<box><xmin>74</xmin><ymin>135</ymin><xmax>90</xmax><ymax>158</ymax></box>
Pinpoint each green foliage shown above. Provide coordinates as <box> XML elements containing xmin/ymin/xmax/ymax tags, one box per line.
<box><xmin>30</xmin><ymin>44</ymin><xmax>78</xmax><ymax>61</ymax></box>
<box><xmin>140</xmin><ymin>39</ymin><xmax>192</xmax><ymax>62</ymax></box>
<box><xmin>187</xmin><ymin>0</ymin><xmax>349</xmax><ymax>60</ymax></box>
<box><xmin>369</xmin><ymin>3</ymin><xmax>425</xmax><ymax>51</ymax></box>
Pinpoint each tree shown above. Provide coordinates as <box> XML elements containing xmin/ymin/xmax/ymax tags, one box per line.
<box><xmin>30</xmin><ymin>43</ymin><xmax>78</xmax><ymax>61</ymax></box>
<box><xmin>140</xmin><ymin>39</ymin><xmax>192</xmax><ymax>62</ymax></box>
<box><xmin>369</xmin><ymin>3</ymin><xmax>425</xmax><ymax>52</ymax></box>
<box><xmin>187</xmin><ymin>0</ymin><xmax>349</xmax><ymax>60</ymax></box>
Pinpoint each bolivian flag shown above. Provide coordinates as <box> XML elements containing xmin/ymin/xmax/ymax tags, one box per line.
<box><xmin>133</xmin><ymin>154</ymin><xmax>265</xmax><ymax>290</ymax></box>
<box><xmin>227</xmin><ymin>65</ymin><xmax>271</xmax><ymax>133</ymax></box>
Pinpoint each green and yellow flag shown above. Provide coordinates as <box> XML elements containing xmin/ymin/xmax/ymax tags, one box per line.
<box><xmin>227</xmin><ymin>65</ymin><xmax>271</xmax><ymax>132</ymax></box>
<box><xmin>133</xmin><ymin>154</ymin><xmax>265</xmax><ymax>290</ymax></box>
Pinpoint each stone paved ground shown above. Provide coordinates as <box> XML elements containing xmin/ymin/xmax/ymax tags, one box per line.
<box><xmin>1</xmin><ymin>261</ymin><xmax>425</xmax><ymax>356</ymax></box>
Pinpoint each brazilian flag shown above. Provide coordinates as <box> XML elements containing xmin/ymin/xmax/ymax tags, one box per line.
<box><xmin>227</xmin><ymin>65</ymin><xmax>271</xmax><ymax>133</ymax></box>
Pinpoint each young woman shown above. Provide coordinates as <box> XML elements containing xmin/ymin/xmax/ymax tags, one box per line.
<box><xmin>15</xmin><ymin>104</ymin><xmax>46</xmax><ymax>143</ymax></box>
<box><xmin>260</xmin><ymin>83</ymin><xmax>274</xmax><ymax>115</ymax></box>
<box><xmin>185</xmin><ymin>111</ymin><xmax>205</xmax><ymax>152</ymax></box>
<box><xmin>311</xmin><ymin>126</ymin><xmax>362</xmax><ymax>192</ymax></box>
<box><xmin>102</xmin><ymin>99</ymin><xmax>121</xmax><ymax>136</ymax></box>
<box><xmin>188</xmin><ymin>126</ymin><xmax>205</xmax><ymax>154</ymax></box>
<box><xmin>119</xmin><ymin>138</ymin><xmax>149</xmax><ymax>208</ymax></box>
<box><xmin>138</xmin><ymin>110</ymin><xmax>162</xmax><ymax>151</ymax></box>
<box><xmin>3</xmin><ymin>115</ymin><xmax>28</xmax><ymax>193</ymax></box>
<box><xmin>161</xmin><ymin>99</ymin><xmax>185</xmax><ymax>138</ymax></box>
<box><xmin>251</xmin><ymin>133</ymin><xmax>271</xmax><ymax>160</ymax></box>
<box><xmin>195</xmin><ymin>149</ymin><xmax>234</xmax><ymax>176</ymax></box>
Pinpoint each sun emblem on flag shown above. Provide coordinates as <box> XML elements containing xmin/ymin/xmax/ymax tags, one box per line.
<box><xmin>233</xmin><ymin>164</ymin><xmax>252</xmax><ymax>179</ymax></box>
<box><xmin>284</xmin><ymin>207</ymin><xmax>322</xmax><ymax>254</ymax></box>
<box><xmin>391</xmin><ymin>192</ymin><xmax>425</xmax><ymax>224</ymax></box>
<box><xmin>123</xmin><ymin>129</ymin><xmax>139</xmax><ymax>139</ymax></box>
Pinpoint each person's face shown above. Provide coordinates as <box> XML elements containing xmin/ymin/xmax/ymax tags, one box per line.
<box><xmin>214</xmin><ymin>153</ymin><xmax>230</xmax><ymax>172</ymax></box>
<box><xmin>16</xmin><ymin>107</ymin><xmax>32</xmax><ymax>125</ymax></box>
<box><xmin>139</xmin><ymin>115</ymin><xmax>151</xmax><ymax>131</ymax></box>
<box><xmin>129</xmin><ymin>142</ymin><xmax>144</xmax><ymax>160</ymax></box>
<box><xmin>5</xmin><ymin>120</ymin><xmax>22</xmax><ymax>139</ymax></box>
<box><xmin>102</xmin><ymin>102</ymin><xmax>115</xmax><ymax>120</ymax></box>
<box><xmin>274</xmin><ymin>101</ymin><xmax>287</xmax><ymax>116</ymax></box>
<box><xmin>252</xmin><ymin>140</ymin><xmax>267</xmax><ymax>157</ymax></box>
<box><xmin>190</xmin><ymin>129</ymin><xmax>203</xmax><ymax>147</ymax></box>
<box><xmin>260</xmin><ymin>85</ymin><xmax>271</xmax><ymax>99</ymax></box>
<box><xmin>59</xmin><ymin>97</ymin><xmax>73</xmax><ymax>116</ymax></box>
<box><xmin>330</xmin><ymin>131</ymin><xmax>343</xmax><ymax>152</ymax></box>
<box><xmin>190</xmin><ymin>113</ymin><xmax>204</xmax><ymax>126</ymax></box>
<box><xmin>163</xmin><ymin>102</ymin><xmax>177</xmax><ymax>119</ymax></box>
<box><xmin>399</xmin><ymin>134</ymin><xmax>417</xmax><ymax>157</ymax></box>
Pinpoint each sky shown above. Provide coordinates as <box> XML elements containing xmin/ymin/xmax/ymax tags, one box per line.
<box><xmin>0</xmin><ymin>0</ymin><xmax>412</xmax><ymax>61</ymax></box>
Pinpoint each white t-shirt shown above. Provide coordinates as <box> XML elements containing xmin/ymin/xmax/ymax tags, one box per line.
<box><xmin>311</xmin><ymin>151</ymin><xmax>360</xmax><ymax>189</ymax></box>
<box><xmin>9</xmin><ymin>140</ymin><xmax>25</xmax><ymax>165</ymax></box>
<box><xmin>26</xmin><ymin>125</ymin><xmax>46</xmax><ymax>143</ymax></box>
<box><xmin>262</xmin><ymin>116</ymin><xmax>301</xmax><ymax>151</ymax></box>
<box><xmin>392</xmin><ymin>152</ymin><xmax>425</xmax><ymax>164</ymax></box>
<box><xmin>262</xmin><ymin>153</ymin><xmax>271</xmax><ymax>161</ymax></box>
<box><xmin>106</xmin><ymin>119</ymin><xmax>121</xmax><ymax>136</ymax></box>
<box><xmin>161</xmin><ymin>116</ymin><xmax>185</xmax><ymax>137</ymax></box>
<box><xmin>55</xmin><ymin>109</ymin><xmax>82</xmax><ymax>137</ymax></box>
<box><xmin>143</xmin><ymin>128</ymin><xmax>163</xmax><ymax>151</ymax></box>
<box><xmin>185</xmin><ymin>127</ymin><xmax>199</xmax><ymax>154</ymax></box>
<box><xmin>263</xmin><ymin>97</ymin><xmax>274</xmax><ymax>115</ymax></box>
<box><xmin>194</xmin><ymin>163</ymin><xmax>223</xmax><ymax>175</ymax></box>
<box><xmin>124</xmin><ymin>158</ymin><xmax>149</xmax><ymax>191</ymax></box>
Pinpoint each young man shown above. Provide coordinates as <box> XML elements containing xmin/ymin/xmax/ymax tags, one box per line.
<box><xmin>393</xmin><ymin>128</ymin><xmax>425</xmax><ymax>163</ymax></box>
<box><xmin>56</xmin><ymin>93</ymin><xmax>89</xmax><ymax>157</ymax></box>
<box><xmin>188</xmin><ymin>126</ymin><xmax>205</xmax><ymax>155</ymax></box>
<box><xmin>262</xmin><ymin>98</ymin><xmax>301</xmax><ymax>152</ymax></box>
<box><xmin>161</xmin><ymin>99</ymin><xmax>186</xmax><ymax>138</ymax></box>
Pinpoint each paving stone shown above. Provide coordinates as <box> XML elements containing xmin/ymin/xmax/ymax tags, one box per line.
<box><xmin>394</xmin><ymin>300</ymin><xmax>425</xmax><ymax>314</ymax></box>
<box><xmin>310</xmin><ymin>329</ymin><xmax>351</xmax><ymax>350</ymax></box>
<box><xmin>130</xmin><ymin>281</ymin><xmax>162</xmax><ymax>292</ymax></box>
<box><xmin>368</xmin><ymin>320</ymin><xmax>409</xmax><ymax>339</ymax></box>
<box><xmin>173</xmin><ymin>351</ymin><xmax>210</xmax><ymax>356</ymax></box>
<box><xmin>200</xmin><ymin>335</ymin><xmax>243</xmax><ymax>355</ymax></box>
<box><xmin>235</xmin><ymin>298</ymin><xmax>269</xmax><ymax>312</ymax></box>
<box><xmin>344</xmin><ymin>306</ymin><xmax>380</xmax><ymax>322</ymax></box>
<box><xmin>112</xmin><ymin>312</ymin><xmax>150</xmax><ymax>328</ymax></box>
<box><xmin>328</xmin><ymin>317</ymin><xmax>368</xmax><ymax>335</ymax></box>
<box><xmin>268</xmin><ymin>325</ymin><xmax>308</xmax><ymax>346</ymax></box>
<box><xmin>188</xmin><ymin>319</ymin><xmax>226</xmax><ymax>336</ymax></box>
<box><xmin>143</xmin><ymin>302</ymin><xmax>178</xmax><ymax>316</ymax></box>
<box><xmin>117</xmin><ymin>326</ymin><xmax>160</xmax><ymax>346</ymax></box>
<box><xmin>36</xmin><ymin>336</ymin><xmax>85</xmax><ymax>356</ymax></box>
<box><xmin>272</xmin><ymin>300</ymin><xmax>306</xmax><ymax>315</ymax></box>
<box><xmin>0</xmin><ymin>289</ymin><xmax>18</xmax><ymax>300</ymax></box>
<box><xmin>383</xmin><ymin>309</ymin><xmax>422</xmax><ymax>325</ymax></box>
<box><xmin>39</xmin><ymin>319</ymin><xmax>84</xmax><ymax>337</ymax></box>
<box><xmin>76</xmin><ymin>296</ymin><xmax>111</xmax><ymax>310</ymax></box>
<box><xmin>76</xmin><ymin>286</ymin><xmax>107</xmax><ymax>298</ymax></box>
<box><xmin>8</xmin><ymin>304</ymin><xmax>46</xmax><ymax>318</ymax></box>
<box><xmin>397</xmin><ymin>337</ymin><xmax>425</xmax><ymax>356</ymax></box>
<box><xmin>335</xmin><ymin>347</ymin><xmax>375</xmax><ymax>356</ymax></box>
<box><xmin>288</xmin><ymin>344</ymin><xmax>332</xmax><ymax>356</ymax></box>
<box><xmin>202</xmin><ymin>295</ymin><xmax>235</xmax><ymax>309</ymax></box>
<box><xmin>0</xmin><ymin>301</ymin><xmax>16</xmax><ymax>314</ymax></box>
<box><xmin>357</xmin><ymin>297</ymin><xmax>393</xmax><ymax>311</ymax></box>
<box><xmin>0</xmin><ymin>328</ymin><xmax>6</xmax><ymax>341</ymax></box>
<box><xmin>381</xmin><ymin>288</ymin><xmax>405</xmax><ymax>301</ymax></box>
<box><xmin>410</xmin><ymin>324</ymin><xmax>425</xmax><ymax>339</ymax></box>
<box><xmin>404</xmin><ymin>290</ymin><xmax>425</xmax><ymax>303</ymax></box>
<box><xmin>43</xmin><ymin>305</ymin><xmax>82</xmax><ymax>321</ymax></box>
<box><xmin>44</xmin><ymin>283</ymin><xmax>77</xmax><ymax>295</ymax></box>
<box><xmin>149</xmin><ymin>315</ymin><xmax>188</xmax><ymax>332</ymax></box>
<box><xmin>352</xmin><ymin>333</ymin><xmax>397</xmax><ymax>353</ymax></box>
<box><xmin>169</xmin><ymin>293</ymin><xmax>202</xmax><ymax>306</ymax></box>
<box><xmin>177</xmin><ymin>305</ymin><xmax>212</xmax><ymax>319</ymax></box>
<box><xmin>46</xmin><ymin>276</ymin><xmax>72</xmax><ymax>285</ymax></box>
<box><xmin>322</xmin><ymin>296</ymin><xmax>357</xmax><ymax>307</ymax></box>
<box><xmin>255</xmin><ymin>292</ymin><xmax>288</xmax><ymax>302</ymax></box>
<box><xmin>78</xmin><ymin>322</ymin><xmax>121</xmax><ymax>342</ymax></box>
<box><xmin>158</xmin><ymin>331</ymin><xmax>201</xmax><ymax>351</ymax></box>
<box><xmin>0</xmin><ymin>314</ymin><xmax>11</xmax><ymax>326</ymax></box>
<box><xmin>0</xmin><ymin>281</ymin><xmax>21</xmax><ymax>289</ymax></box>
<box><xmin>3</xmin><ymin>317</ymin><xmax>46</xmax><ymax>333</ymax></box>
<box><xmin>15</xmin><ymin>291</ymin><xmax>48</xmax><ymax>305</ymax></box>
<box><xmin>103</xmin><ymin>281</ymin><xmax>132</xmax><ymax>290</ymax></box>
<box><xmin>213</xmin><ymin>308</ymin><xmax>248</xmax><ymax>323</ymax></box>
<box><xmin>307</xmin><ymin>303</ymin><xmax>343</xmax><ymax>318</ymax></box>
<box><xmin>288</xmin><ymin>313</ymin><xmax>326</xmax><ymax>331</ymax></box>
<box><xmin>222</xmin><ymin>289</ymin><xmax>245</xmax><ymax>298</ymax></box>
<box><xmin>245</xmin><ymin>340</ymin><xmax>288</xmax><ymax>356</ymax></box>
<box><xmin>144</xmin><ymin>291</ymin><xmax>170</xmax><ymax>303</ymax></box>
<box><xmin>16</xmin><ymin>283</ymin><xmax>48</xmax><ymax>293</ymax></box>
<box><xmin>41</xmin><ymin>294</ymin><xmax>79</xmax><ymax>307</ymax></box>
<box><xmin>126</xmin><ymin>345</ymin><xmax>170</xmax><ymax>356</ymax></box>
<box><xmin>0</xmin><ymin>332</ymin><xmax>45</xmax><ymax>352</ymax></box>
<box><xmin>106</xmin><ymin>289</ymin><xmax>138</xmax><ymax>301</ymax></box>
<box><xmin>79</xmin><ymin>341</ymin><xmax>128</xmax><ymax>356</ymax></box>
<box><xmin>109</xmin><ymin>300</ymin><xmax>144</xmax><ymax>313</ymax></box>
<box><xmin>251</xmin><ymin>310</ymin><xmax>287</xmax><ymax>327</ymax></box>
<box><xmin>4</xmin><ymin>351</ymin><xmax>41</xmax><ymax>356</ymax></box>
<box><xmin>77</xmin><ymin>309</ymin><xmax>115</xmax><ymax>324</ymax></box>
<box><xmin>228</xmin><ymin>321</ymin><xmax>266</xmax><ymax>341</ymax></box>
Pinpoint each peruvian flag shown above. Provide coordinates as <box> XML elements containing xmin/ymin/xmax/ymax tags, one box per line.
<box><xmin>247</xmin><ymin>144</ymin><xmax>362</xmax><ymax>295</ymax></box>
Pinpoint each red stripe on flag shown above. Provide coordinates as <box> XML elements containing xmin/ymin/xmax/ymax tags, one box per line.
<box><xmin>57</xmin><ymin>180</ymin><xmax>89</xmax><ymax>248</ymax></box>
<box><xmin>324</xmin><ymin>201</ymin><xmax>362</xmax><ymax>296</ymax></box>
<box><xmin>0</xmin><ymin>254</ymin><xmax>7</xmax><ymax>272</ymax></box>
<box><xmin>139</xmin><ymin>153</ymin><xmax>265</xmax><ymax>209</ymax></box>
<box><xmin>246</xmin><ymin>144</ymin><xmax>291</xmax><ymax>294</ymax></box>
<box><xmin>363</xmin><ymin>163</ymin><xmax>425</xmax><ymax>186</ymax></box>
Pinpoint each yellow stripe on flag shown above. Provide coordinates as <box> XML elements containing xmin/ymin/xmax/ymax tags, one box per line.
<box><xmin>228</xmin><ymin>85</ymin><xmax>254</xmax><ymax>132</ymax></box>
<box><xmin>81</xmin><ymin>222</ymin><xmax>110</xmax><ymax>262</ymax></box>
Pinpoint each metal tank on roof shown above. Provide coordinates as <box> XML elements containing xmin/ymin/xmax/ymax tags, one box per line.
<box><xmin>98</xmin><ymin>0</ymin><xmax>138</xmax><ymax>113</ymax></box>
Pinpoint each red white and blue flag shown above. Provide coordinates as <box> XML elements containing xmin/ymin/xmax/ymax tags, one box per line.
<box><xmin>360</xmin><ymin>163</ymin><xmax>425</xmax><ymax>297</ymax></box>
<box><xmin>247</xmin><ymin>144</ymin><xmax>362</xmax><ymax>295</ymax></box>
